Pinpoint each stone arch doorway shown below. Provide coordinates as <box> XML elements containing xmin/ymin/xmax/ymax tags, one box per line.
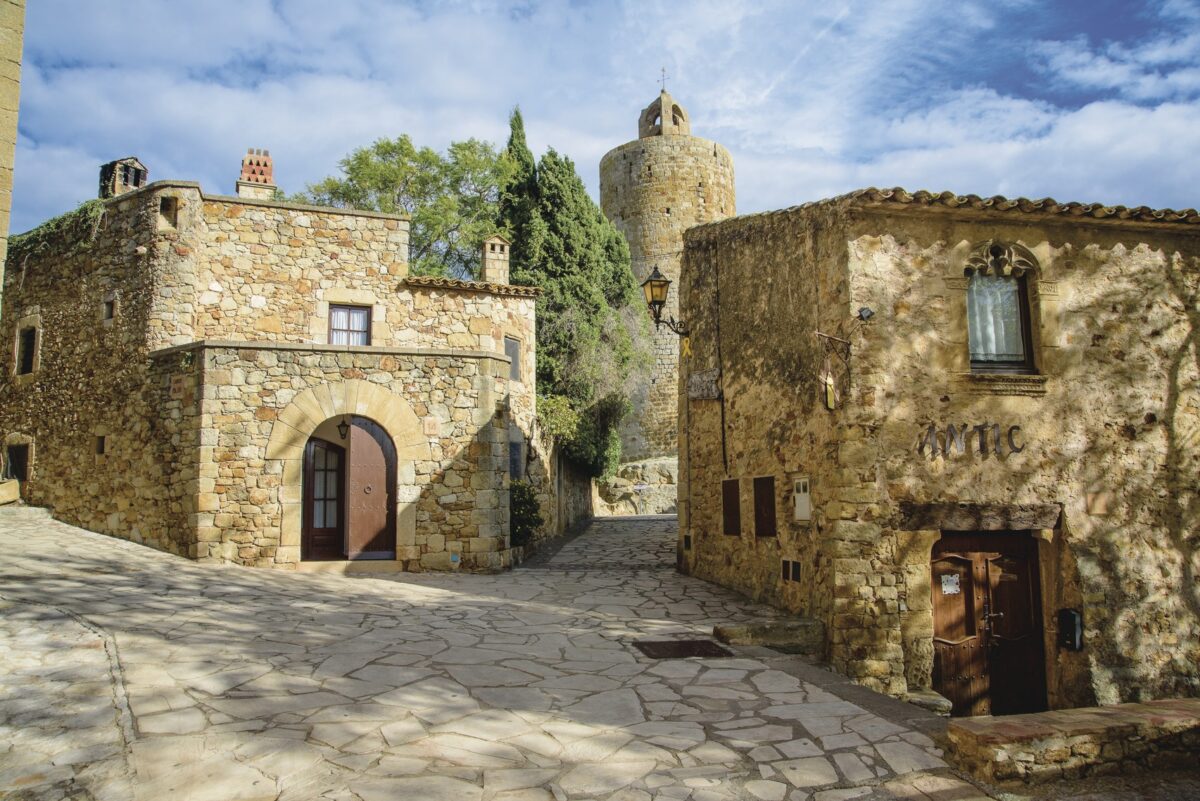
<box><xmin>302</xmin><ymin>416</ymin><xmax>398</xmax><ymax>561</ymax></box>
<box><xmin>265</xmin><ymin>379</ymin><xmax>429</xmax><ymax>565</ymax></box>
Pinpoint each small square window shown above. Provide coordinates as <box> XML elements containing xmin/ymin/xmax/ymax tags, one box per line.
<box><xmin>753</xmin><ymin>476</ymin><xmax>777</xmax><ymax>538</ymax></box>
<box><xmin>16</xmin><ymin>327</ymin><xmax>36</xmax><ymax>375</ymax></box>
<box><xmin>329</xmin><ymin>305</ymin><xmax>371</xmax><ymax>346</ymax></box>
<box><xmin>504</xmin><ymin>336</ymin><xmax>521</xmax><ymax>381</ymax></box>
<box><xmin>722</xmin><ymin>479</ymin><xmax>741</xmax><ymax>536</ymax></box>
<box><xmin>4</xmin><ymin>444</ymin><xmax>29</xmax><ymax>481</ymax></box>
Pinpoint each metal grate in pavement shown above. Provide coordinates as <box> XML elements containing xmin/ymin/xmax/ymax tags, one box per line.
<box><xmin>632</xmin><ymin>639</ymin><xmax>733</xmax><ymax>659</ymax></box>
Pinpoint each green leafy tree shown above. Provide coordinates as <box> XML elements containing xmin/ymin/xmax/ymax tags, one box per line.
<box><xmin>296</xmin><ymin>135</ymin><xmax>514</xmax><ymax>278</ymax></box>
<box><xmin>500</xmin><ymin>109</ymin><xmax>648</xmax><ymax>476</ymax></box>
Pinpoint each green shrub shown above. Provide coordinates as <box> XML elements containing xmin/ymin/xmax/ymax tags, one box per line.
<box><xmin>509</xmin><ymin>478</ymin><xmax>543</xmax><ymax>548</ymax></box>
<box><xmin>561</xmin><ymin>393</ymin><xmax>630</xmax><ymax>478</ymax></box>
<box><xmin>537</xmin><ymin>393</ymin><xmax>579</xmax><ymax>442</ymax></box>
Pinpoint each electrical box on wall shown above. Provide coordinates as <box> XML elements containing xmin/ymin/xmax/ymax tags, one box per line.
<box><xmin>793</xmin><ymin>476</ymin><xmax>811</xmax><ymax>521</ymax></box>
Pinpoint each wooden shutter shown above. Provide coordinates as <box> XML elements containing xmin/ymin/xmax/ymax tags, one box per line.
<box><xmin>754</xmin><ymin>476</ymin><xmax>777</xmax><ymax>537</ymax></box>
<box><xmin>722</xmin><ymin>479</ymin><xmax>740</xmax><ymax>536</ymax></box>
<box><xmin>504</xmin><ymin>337</ymin><xmax>521</xmax><ymax>381</ymax></box>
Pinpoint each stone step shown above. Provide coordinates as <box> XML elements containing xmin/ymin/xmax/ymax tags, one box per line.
<box><xmin>0</xmin><ymin>502</ymin><xmax>50</xmax><ymax>519</ymax></box>
<box><xmin>0</xmin><ymin>479</ymin><xmax>20</xmax><ymax>506</ymax></box>
<box><xmin>712</xmin><ymin>618</ymin><xmax>826</xmax><ymax>657</ymax></box>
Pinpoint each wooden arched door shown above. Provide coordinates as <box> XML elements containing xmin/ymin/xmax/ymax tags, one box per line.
<box><xmin>346</xmin><ymin>416</ymin><xmax>396</xmax><ymax>560</ymax></box>
<box><xmin>302</xmin><ymin>438</ymin><xmax>345</xmax><ymax>561</ymax></box>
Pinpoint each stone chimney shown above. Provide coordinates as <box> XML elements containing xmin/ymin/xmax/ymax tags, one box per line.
<box><xmin>480</xmin><ymin>235</ymin><xmax>511</xmax><ymax>284</ymax></box>
<box><xmin>236</xmin><ymin>148</ymin><xmax>276</xmax><ymax>200</ymax></box>
<box><xmin>99</xmin><ymin>157</ymin><xmax>148</xmax><ymax>198</ymax></box>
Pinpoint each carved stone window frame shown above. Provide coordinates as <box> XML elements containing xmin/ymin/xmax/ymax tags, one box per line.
<box><xmin>964</xmin><ymin>241</ymin><xmax>1038</xmax><ymax>375</ymax></box>
<box><xmin>946</xmin><ymin>241</ymin><xmax>1054</xmax><ymax>394</ymax></box>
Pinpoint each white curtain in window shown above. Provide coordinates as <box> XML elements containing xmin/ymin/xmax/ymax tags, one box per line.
<box><xmin>347</xmin><ymin>307</ymin><xmax>369</xmax><ymax>345</ymax></box>
<box><xmin>330</xmin><ymin>307</ymin><xmax>350</xmax><ymax>345</ymax></box>
<box><xmin>967</xmin><ymin>273</ymin><xmax>1024</xmax><ymax>362</ymax></box>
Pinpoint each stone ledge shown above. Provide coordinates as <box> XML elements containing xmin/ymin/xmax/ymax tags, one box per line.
<box><xmin>958</xmin><ymin>372</ymin><xmax>1048</xmax><ymax>396</ymax></box>
<box><xmin>946</xmin><ymin>699</ymin><xmax>1200</xmax><ymax>785</ymax></box>
<box><xmin>103</xmin><ymin>180</ymin><xmax>412</xmax><ymax>221</ymax></box>
<box><xmin>713</xmin><ymin>619</ymin><xmax>826</xmax><ymax>657</ymax></box>
<box><xmin>149</xmin><ymin>340</ymin><xmax>510</xmax><ymax>364</ymax></box>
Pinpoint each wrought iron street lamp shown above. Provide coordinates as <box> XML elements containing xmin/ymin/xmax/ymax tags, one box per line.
<box><xmin>640</xmin><ymin>266</ymin><xmax>688</xmax><ymax>336</ymax></box>
<box><xmin>337</xmin><ymin>416</ymin><xmax>350</xmax><ymax>440</ymax></box>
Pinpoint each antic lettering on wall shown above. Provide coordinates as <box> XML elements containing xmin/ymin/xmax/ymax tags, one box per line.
<box><xmin>917</xmin><ymin>423</ymin><xmax>1025</xmax><ymax>460</ymax></box>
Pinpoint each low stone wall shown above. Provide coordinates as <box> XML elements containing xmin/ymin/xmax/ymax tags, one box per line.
<box><xmin>594</xmin><ymin>456</ymin><xmax>678</xmax><ymax>516</ymax></box>
<box><xmin>946</xmin><ymin>699</ymin><xmax>1200</xmax><ymax>784</ymax></box>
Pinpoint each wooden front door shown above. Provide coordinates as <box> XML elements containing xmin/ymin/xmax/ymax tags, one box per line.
<box><xmin>346</xmin><ymin>417</ymin><xmax>396</xmax><ymax>560</ymax></box>
<box><xmin>932</xmin><ymin>533</ymin><xmax>1047</xmax><ymax>717</ymax></box>
<box><xmin>302</xmin><ymin>439</ymin><xmax>345</xmax><ymax>560</ymax></box>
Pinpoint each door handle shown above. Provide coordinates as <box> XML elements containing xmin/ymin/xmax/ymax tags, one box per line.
<box><xmin>364</xmin><ymin>485</ymin><xmax>373</xmax><ymax>494</ymax></box>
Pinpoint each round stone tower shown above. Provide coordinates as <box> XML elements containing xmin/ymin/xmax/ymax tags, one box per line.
<box><xmin>600</xmin><ymin>90</ymin><xmax>735</xmax><ymax>463</ymax></box>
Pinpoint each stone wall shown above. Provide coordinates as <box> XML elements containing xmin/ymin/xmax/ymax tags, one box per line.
<box><xmin>678</xmin><ymin>201</ymin><xmax>850</xmax><ymax>638</ymax></box>
<box><xmin>679</xmin><ymin>195</ymin><xmax>1200</xmax><ymax>705</ymax></box>
<box><xmin>0</xmin><ymin>185</ymin><xmax>199</xmax><ymax>554</ymax></box>
<box><xmin>152</xmin><ymin>342</ymin><xmax>515</xmax><ymax>571</ymax></box>
<box><xmin>600</xmin><ymin>132</ymin><xmax>735</xmax><ymax>461</ymax></box>
<box><xmin>593</xmin><ymin>456</ymin><xmax>678</xmax><ymax>516</ymax></box>
<box><xmin>947</xmin><ymin>698</ymin><xmax>1200</xmax><ymax>784</ymax></box>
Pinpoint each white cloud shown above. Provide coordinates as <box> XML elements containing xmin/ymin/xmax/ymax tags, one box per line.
<box><xmin>10</xmin><ymin>0</ymin><xmax>1200</xmax><ymax>234</ymax></box>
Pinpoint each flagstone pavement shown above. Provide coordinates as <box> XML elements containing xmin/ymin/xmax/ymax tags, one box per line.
<box><xmin>0</xmin><ymin>507</ymin><xmax>995</xmax><ymax>801</ymax></box>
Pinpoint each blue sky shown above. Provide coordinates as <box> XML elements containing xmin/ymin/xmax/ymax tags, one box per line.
<box><xmin>12</xmin><ymin>0</ymin><xmax>1200</xmax><ymax>233</ymax></box>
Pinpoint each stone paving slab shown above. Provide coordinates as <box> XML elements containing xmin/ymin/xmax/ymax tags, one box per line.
<box><xmin>2</xmin><ymin>509</ymin><xmax>991</xmax><ymax>800</ymax></box>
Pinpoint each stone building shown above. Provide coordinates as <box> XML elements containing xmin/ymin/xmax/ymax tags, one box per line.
<box><xmin>0</xmin><ymin>151</ymin><xmax>560</xmax><ymax>571</ymax></box>
<box><xmin>678</xmin><ymin>188</ymin><xmax>1199</xmax><ymax>715</ymax></box>
<box><xmin>0</xmin><ymin>0</ymin><xmax>23</xmax><ymax>508</ymax></box>
<box><xmin>598</xmin><ymin>90</ymin><xmax>735</xmax><ymax>513</ymax></box>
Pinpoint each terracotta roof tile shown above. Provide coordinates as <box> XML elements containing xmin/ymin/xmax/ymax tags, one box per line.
<box><xmin>688</xmin><ymin>187</ymin><xmax>1200</xmax><ymax>236</ymax></box>
<box><xmin>404</xmin><ymin>275</ymin><xmax>542</xmax><ymax>297</ymax></box>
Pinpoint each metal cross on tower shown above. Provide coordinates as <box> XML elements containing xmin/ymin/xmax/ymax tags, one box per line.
<box><xmin>659</xmin><ymin>67</ymin><xmax>668</xmax><ymax>91</ymax></box>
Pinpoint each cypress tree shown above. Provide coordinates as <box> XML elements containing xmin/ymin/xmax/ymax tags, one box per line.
<box><xmin>500</xmin><ymin>115</ymin><xmax>647</xmax><ymax>476</ymax></box>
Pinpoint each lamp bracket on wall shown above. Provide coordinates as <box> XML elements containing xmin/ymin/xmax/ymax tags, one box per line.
<box><xmin>640</xmin><ymin>266</ymin><xmax>689</xmax><ymax>337</ymax></box>
<box><xmin>814</xmin><ymin>307</ymin><xmax>876</xmax><ymax>363</ymax></box>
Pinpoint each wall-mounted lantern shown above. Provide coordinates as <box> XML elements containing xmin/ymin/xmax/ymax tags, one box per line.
<box><xmin>337</xmin><ymin>416</ymin><xmax>350</xmax><ymax>440</ymax></box>
<box><xmin>640</xmin><ymin>266</ymin><xmax>688</xmax><ymax>336</ymax></box>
